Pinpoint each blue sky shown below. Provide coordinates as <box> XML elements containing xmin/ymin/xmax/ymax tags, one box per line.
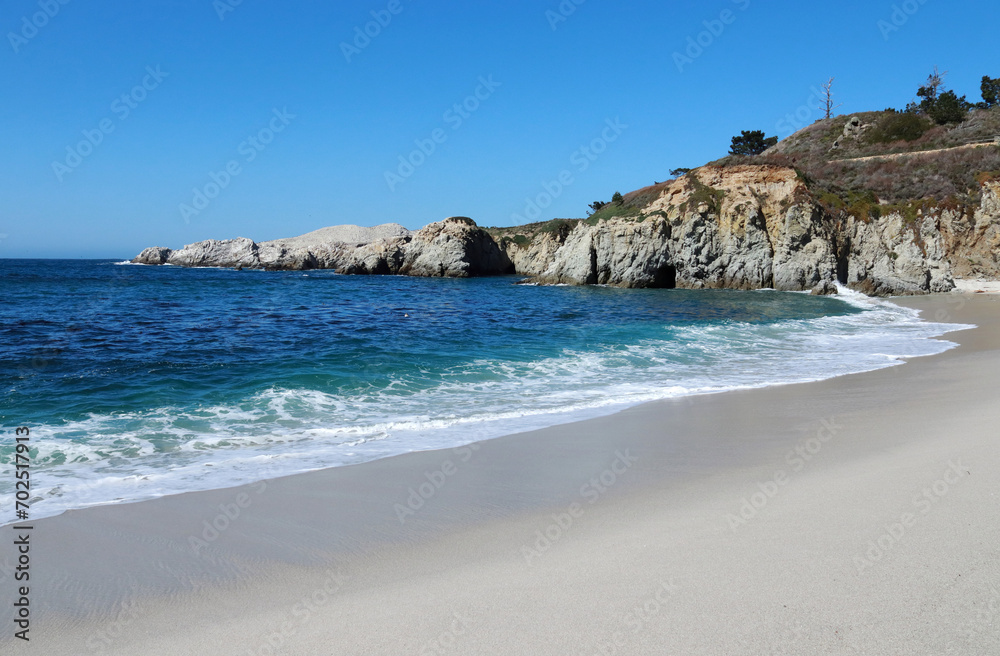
<box><xmin>1</xmin><ymin>0</ymin><xmax>998</xmax><ymax>258</ymax></box>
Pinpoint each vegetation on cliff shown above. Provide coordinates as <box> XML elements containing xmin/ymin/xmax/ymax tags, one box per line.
<box><xmin>718</xmin><ymin>70</ymin><xmax>1000</xmax><ymax>213</ymax></box>
<box><xmin>553</xmin><ymin>69</ymin><xmax>1000</xmax><ymax>227</ymax></box>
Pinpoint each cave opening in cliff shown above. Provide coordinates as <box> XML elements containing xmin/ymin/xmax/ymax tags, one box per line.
<box><xmin>652</xmin><ymin>264</ymin><xmax>677</xmax><ymax>289</ymax></box>
<box><xmin>836</xmin><ymin>255</ymin><xmax>849</xmax><ymax>284</ymax></box>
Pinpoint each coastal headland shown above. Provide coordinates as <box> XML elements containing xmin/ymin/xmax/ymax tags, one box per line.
<box><xmin>134</xmin><ymin>160</ymin><xmax>1000</xmax><ymax>297</ymax></box>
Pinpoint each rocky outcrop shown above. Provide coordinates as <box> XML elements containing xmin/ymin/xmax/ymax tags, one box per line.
<box><xmin>496</xmin><ymin>222</ymin><xmax>576</xmax><ymax>277</ymax></box>
<box><xmin>831</xmin><ymin>116</ymin><xmax>873</xmax><ymax>151</ymax></box>
<box><xmin>938</xmin><ymin>180</ymin><xmax>1000</xmax><ymax>279</ymax></box>
<box><xmin>842</xmin><ymin>212</ymin><xmax>954</xmax><ymax>295</ymax></box>
<box><xmin>166</xmin><ymin>237</ymin><xmax>260</xmax><ymax>269</ymax></box>
<box><xmin>133</xmin><ymin>218</ymin><xmax>512</xmax><ymax>278</ymax></box>
<box><xmin>522</xmin><ymin>167</ymin><xmax>841</xmax><ymax>291</ymax></box>
<box><xmin>133</xmin><ymin>168</ymin><xmax>1000</xmax><ymax>296</ymax></box>
<box><xmin>133</xmin><ymin>247</ymin><xmax>172</xmax><ymax>265</ymax></box>
<box><xmin>810</xmin><ymin>281</ymin><xmax>839</xmax><ymax>296</ymax></box>
<box><xmin>492</xmin><ymin>166</ymin><xmax>1000</xmax><ymax>295</ymax></box>
<box><xmin>398</xmin><ymin>218</ymin><xmax>512</xmax><ymax>277</ymax></box>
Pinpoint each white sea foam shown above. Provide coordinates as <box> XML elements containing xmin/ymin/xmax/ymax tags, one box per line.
<box><xmin>0</xmin><ymin>290</ymin><xmax>973</xmax><ymax>524</ymax></box>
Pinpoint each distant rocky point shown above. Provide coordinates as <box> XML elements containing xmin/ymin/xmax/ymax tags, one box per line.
<box><xmin>134</xmin><ymin>165</ymin><xmax>1000</xmax><ymax>296</ymax></box>
<box><xmin>133</xmin><ymin>217</ymin><xmax>510</xmax><ymax>278</ymax></box>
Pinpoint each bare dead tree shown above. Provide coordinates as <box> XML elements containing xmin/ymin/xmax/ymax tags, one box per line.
<box><xmin>921</xmin><ymin>66</ymin><xmax>949</xmax><ymax>102</ymax></box>
<box><xmin>819</xmin><ymin>77</ymin><xmax>843</xmax><ymax>119</ymax></box>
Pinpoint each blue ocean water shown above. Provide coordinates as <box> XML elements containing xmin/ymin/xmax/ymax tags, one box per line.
<box><xmin>0</xmin><ymin>259</ymin><xmax>967</xmax><ymax>522</ymax></box>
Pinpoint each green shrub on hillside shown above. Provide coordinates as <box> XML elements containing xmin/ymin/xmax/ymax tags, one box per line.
<box><xmin>866</xmin><ymin>112</ymin><xmax>932</xmax><ymax>143</ymax></box>
<box><xmin>926</xmin><ymin>90</ymin><xmax>972</xmax><ymax>125</ymax></box>
<box><xmin>537</xmin><ymin>219</ymin><xmax>578</xmax><ymax>234</ymax></box>
<box><xmin>585</xmin><ymin>201</ymin><xmax>642</xmax><ymax>224</ymax></box>
<box><xmin>679</xmin><ymin>177</ymin><xmax>727</xmax><ymax>215</ymax></box>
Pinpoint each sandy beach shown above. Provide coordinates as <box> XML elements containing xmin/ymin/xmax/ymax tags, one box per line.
<box><xmin>3</xmin><ymin>293</ymin><xmax>999</xmax><ymax>655</ymax></box>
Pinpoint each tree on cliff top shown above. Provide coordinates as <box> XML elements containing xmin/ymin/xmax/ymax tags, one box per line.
<box><xmin>982</xmin><ymin>76</ymin><xmax>1000</xmax><ymax>108</ymax></box>
<box><xmin>819</xmin><ymin>77</ymin><xmax>843</xmax><ymax>119</ymax></box>
<box><xmin>729</xmin><ymin>130</ymin><xmax>778</xmax><ymax>156</ymax></box>
<box><xmin>917</xmin><ymin>66</ymin><xmax>947</xmax><ymax>104</ymax></box>
<box><xmin>928</xmin><ymin>90</ymin><xmax>972</xmax><ymax>124</ymax></box>
<box><xmin>914</xmin><ymin>67</ymin><xmax>971</xmax><ymax>124</ymax></box>
<box><xmin>587</xmin><ymin>201</ymin><xmax>607</xmax><ymax>216</ymax></box>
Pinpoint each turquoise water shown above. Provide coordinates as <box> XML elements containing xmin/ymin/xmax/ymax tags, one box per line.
<box><xmin>0</xmin><ymin>260</ymin><xmax>965</xmax><ymax>521</ymax></box>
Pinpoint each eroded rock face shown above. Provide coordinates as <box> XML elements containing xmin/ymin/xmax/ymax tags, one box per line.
<box><xmin>939</xmin><ymin>180</ymin><xmax>1000</xmax><ymax>279</ymax></box>
<box><xmin>132</xmin><ymin>168</ymin><xmax>1000</xmax><ymax>295</ymax></box>
<box><xmin>500</xmin><ymin>223</ymin><xmax>575</xmax><ymax>277</ymax></box>
<box><xmin>166</xmin><ymin>238</ymin><xmax>260</xmax><ymax>269</ymax></box>
<box><xmin>507</xmin><ymin>165</ymin><xmax>981</xmax><ymax>295</ymax></box>
<box><xmin>133</xmin><ymin>247</ymin><xmax>172</xmax><ymax>265</ymax></box>
<box><xmin>527</xmin><ymin>167</ymin><xmax>840</xmax><ymax>291</ymax></box>
<box><xmin>399</xmin><ymin>217</ymin><xmax>512</xmax><ymax>278</ymax></box>
<box><xmin>534</xmin><ymin>218</ymin><xmax>674</xmax><ymax>287</ymax></box>
<box><xmin>844</xmin><ymin>213</ymin><xmax>954</xmax><ymax>295</ymax></box>
<box><xmin>132</xmin><ymin>218</ymin><xmax>511</xmax><ymax>278</ymax></box>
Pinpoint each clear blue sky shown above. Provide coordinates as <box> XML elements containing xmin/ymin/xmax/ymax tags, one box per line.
<box><xmin>2</xmin><ymin>0</ymin><xmax>998</xmax><ymax>258</ymax></box>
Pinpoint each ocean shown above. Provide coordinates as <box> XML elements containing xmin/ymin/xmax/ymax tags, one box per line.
<box><xmin>0</xmin><ymin>259</ymin><xmax>968</xmax><ymax>523</ymax></box>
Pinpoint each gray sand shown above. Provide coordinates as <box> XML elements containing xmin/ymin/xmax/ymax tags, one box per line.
<box><xmin>2</xmin><ymin>294</ymin><xmax>999</xmax><ymax>655</ymax></box>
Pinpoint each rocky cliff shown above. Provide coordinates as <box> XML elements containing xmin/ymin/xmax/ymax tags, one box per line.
<box><xmin>133</xmin><ymin>167</ymin><xmax>1000</xmax><ymax>296</ymax></box>
<box><xmin>134</xmin><ymin>217</ymin><xmax>513</xmax><ymax>278</ymax></box>
<box><xmin>492</xmin><ymin>166</ymin><xmax>1000</xmax><ymax>294</ymax></box>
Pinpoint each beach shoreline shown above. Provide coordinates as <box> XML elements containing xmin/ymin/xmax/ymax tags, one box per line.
<box><xmin>0</xmin><ymin>280</ymin><xmax>963</xmax><ymax>529</ymax></box>
<box><xmin>3</xmin><ymin>293</ymin><xmax>999</xmax><ymax>655</ymax></box>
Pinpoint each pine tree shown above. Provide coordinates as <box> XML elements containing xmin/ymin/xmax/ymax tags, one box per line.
<box><xmin>729</xmin><ymin>130</ymin><xmax>778</xmax><ymax>156</ymax></box>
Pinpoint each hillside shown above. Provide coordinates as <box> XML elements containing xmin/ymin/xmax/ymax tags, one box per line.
<box><xmin>721</xmin><ymin>106</ymin><xmax>1000</xmax><ymax>205</ymax></box>
<box><xmin>500</xmin><ymin>106</ymin><xmax>999</xmax><ymax>232</ymax></box>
